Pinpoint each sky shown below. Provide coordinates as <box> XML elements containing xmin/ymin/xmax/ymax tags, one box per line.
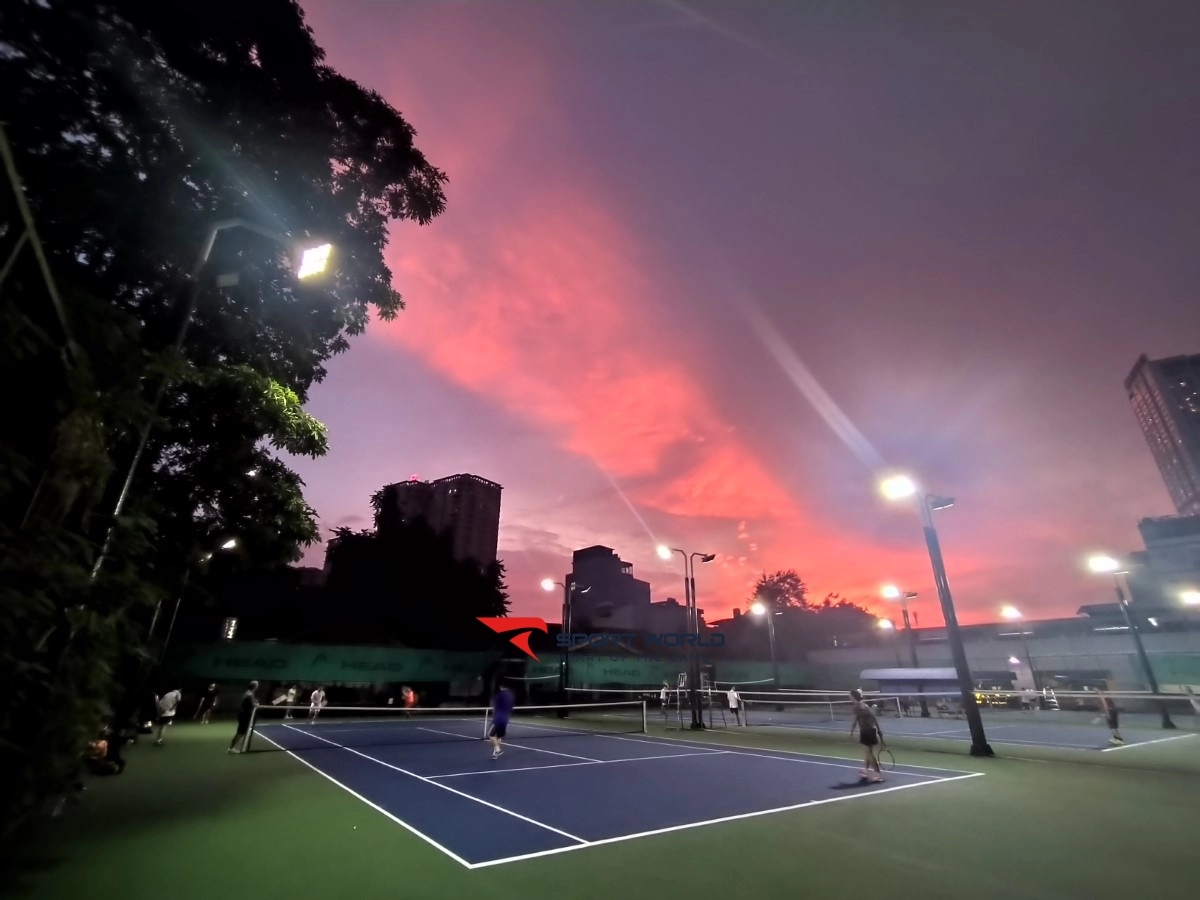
<box><xmin>287</xmin><ymin>0</ymin><xmax>1200</xmax><ymax>626</ymax></box>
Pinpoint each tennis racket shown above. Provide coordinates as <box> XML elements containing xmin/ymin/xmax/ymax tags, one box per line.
<box><xmin>879</xmin><ymin>743</ymin><xmax>895</xmax><ymax>771</ymax></box>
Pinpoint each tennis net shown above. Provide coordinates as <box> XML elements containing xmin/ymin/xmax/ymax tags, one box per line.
<box><xmin>247</xmin><ymin>700</ymin><xmax>646</xmax><ymax>752</ymax></box>
<box><xmin>742</xmin><ymin>695</ymin><xmax>903</xmax><ymax>727</ymax></box>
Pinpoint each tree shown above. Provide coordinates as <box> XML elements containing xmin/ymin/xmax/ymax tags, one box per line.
<box><xmin>0</xmin><ymin>0</ymin><xmax>446</xmax><ymax>849</ymax></box>
<box><xmin>749</xmin><ymin>569</ymin><xmax>809</xmax><ymax>613</ymax></box>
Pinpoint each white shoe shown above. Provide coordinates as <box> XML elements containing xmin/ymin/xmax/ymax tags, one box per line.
<box><xmin>228</xmin><ymin>748</ymin><xmax>240</xmax><ymax>754</ymax></box>
<box><xmin>492</xmin><ymin>750</ymin><xmax>503</xmax><ymax>759</ymax></box>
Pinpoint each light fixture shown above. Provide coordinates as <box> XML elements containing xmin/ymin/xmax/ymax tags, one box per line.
<box><xmin>1008</xmin><ymin>656</ymin><xmax>1020</xmax><ymax>665</ymax></box>
<box><xmin>540</xmin><ymin>578</ymin><xmax>556</xmax><ymax>592</ymax></box>
<box><xmin>1000</xmin><ymin>605</ymin><xmax>1022</xmax><ymax>620</ymax></box>
<box><xmin>881</xmin><ymin>585</ymin><xmax>901</xmax><ymax>599</ymax></box>
<box><xmin>750</xmin><ymin>601</ymin><xmax>766</xmax><ymax>616</ymax></box>
<box><xmin>878</xmin><ymin>618</ymin><xmax>895</xmax><ymax>630</ymax></box>
<box><xmin>296</xmin><ymin>242</ymin><xmax>333</xmax><ymax>279</ymax></box>
<box><xmin>220</xmin><ymin>538</ymin><xmax>238</xmax><ymax>550</ymax></box>
<box><xmin>1087</xmin><ymin>554</ymin><xmax>1126</xmax><ymax>575</ymax></box>
<box><xmin>1181</xmin><ymin>590</ymin><xmax>1200</xmax><ymax>606</ymax></box>
<box><xmin>879</xmin><ymin>474</ymin><xmax>918</xmax><ymax>501</ymax></box>
<box><xmin>656</xmin><ymin>544</ymin><xmax>673</xmax><ymax>560</ymax></box>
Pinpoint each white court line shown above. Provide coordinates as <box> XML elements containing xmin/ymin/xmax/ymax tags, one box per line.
<box><xmin>467</xmin><ymin>772</ymin><xmax>985</xmax><ymax>869</ymax></box>
<box><xmin>580</xmin><ymin>729</ymin><xmax>977</xmax><ymax>777</ymax></box>
<box><xmin>252</xmin><ymin>728</ymin><xmax>474</xmax><ymax>869</ymax></box>
<box><xmin>596</xmin><ymin>734</ymin><xmax>950</xmax><ymax>780</ymax></box>
<box><xmin>280</xmin><ymin>724</ymin><xmax>585</xmax><ymax>844</ymax></box>
<box><xmin>429</xmin><ymin>750</ymin><xmax>731</xmax><ymax>780</ymax></box>
<box><xmin>1101</xmin><ymin>733</ymin><xmax>1198</xmax><ymax>752</ymax></box>
<box><xmin>500</xmin><ymin>741</ymin><xmax>603</xmax><ymax>762</ymax></box>
<box><xmin>758</xmin><ymin>721</ymin><xmax>1099</xmax><ymax>751</ymax></box>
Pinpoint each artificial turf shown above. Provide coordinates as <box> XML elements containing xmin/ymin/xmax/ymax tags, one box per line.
<box><xmin>11</xmin><ymin>719</ymin><xmax>1197</xmax><ymax>900</ymax></box>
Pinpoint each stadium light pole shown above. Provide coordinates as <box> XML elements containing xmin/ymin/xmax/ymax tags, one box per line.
<box><xmin>155</xmin><ymin>537</ymin><xmax>239</xmax><ymax>662</ymax></box>
<box><xmin>658</xmin><ymin>544</ymin><xmax>715</xmax><ymax>729</ymax></box>
<box><xmin>880</xmin><ymin>474</ymin><xmax>992</xmax><ymax>756</ymax></box>
<box><xmin>1087</xmin><ymin>555</ymin><xmax>1175</xmax><ymax>729</ymax></box>
<box><xmin>750</xmin><ymin>601</ymin><xmax>781</xmax><ymax>690</ymax></box>
<box><xmin>542</xmin><ymin>577</ymin><xmax>589</xmax><ymax>704</ymax></box>
<box><xmin>92</xmin><ymin>220</ymin><xmax>333</xmax><ymax>579</ymax></box>
<box><xmin>1000</xmin><ymin>605</ymin><xmax>1040</xmax><ymax>691</ymax></box>
<box><xmin>882</xmin><ymin>584</ymin><xmax>930</xmax><ymax>716</ymax></box>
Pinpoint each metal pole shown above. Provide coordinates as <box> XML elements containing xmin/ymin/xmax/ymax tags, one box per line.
<box><xmin>560</xmin><ymin>582</ymin><xmax>570</xmax><ymax>702</ymax></box>
<box><xmin>766</xmin><ymin>611</ymin><xmax>779</xmax><ymax>690</ymax></box>
<box><xmin>920</xmin><ymin>495</ymin><xmax>992</xmax><ymax>756</ymax></box>
<box><xmin>901</xmin><ymin>598</ymin><xmax>931</xmax><ymax>717</ymax></box>
<box><xmin>91</xmin><ymin>219</ymin><xmax>296</xmax><ymax>579</ymax></box>
<box><xmin>1114</xmin><ymin>577</ymin><xmax>1174</xmax><ymax>729</ymax></box>
<box><xmin>1020</xmin><ymin>632</ymin><xmax>1040</xmax><ymax>691</ymax></box>
<box><xmin>686</xmin><ymin>557</ymin><xmax>703</xmax><ymax>729</ymax></box>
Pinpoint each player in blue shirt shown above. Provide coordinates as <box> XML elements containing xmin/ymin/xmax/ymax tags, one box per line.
<box><xmin>489</xmin><ymin>683</ymin><xmax>515</xmax><ymax>760</ymax></box>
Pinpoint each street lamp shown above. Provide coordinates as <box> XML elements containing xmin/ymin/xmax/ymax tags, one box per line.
<box><xmin>92</xmin><ymin>219</ymin><xmax>333</xmax><ymax>579</ymax></box>
<box><xmin>877</xmin><ymin>618</ymin><xmax>894</xmax><ymax>630</ymax></box>
<box><xmin>880</xmin><ymin>473</ymin><xmax>991</xmax><ymax>755</ymax></box>
<box><xmin>1000</xmin><ymin>605</ymin><xmax>1040</xmax><ymax>691</ymax></box>
<box><xmin>1087</xmin><ymin>554</ymin><xmax>1174</xmax><ymax>729</ymax></box>
<box><xmin>1181</xmin><ymin>590</ymin><xmax>1200</xmax><ymax>606</ymax></box>
<box><xmin>880</xmin><ymin>583</ymin><xmax>930</xmax><ymax>718</ymax></box>
<box><xmin>658</xmin><ymin>544</ymin><xmax>715</xmax><ymax>729</ymax></box>
<box><xmin>750</xmin><ymin>601</ymin><xmax>781</xmax><ymax>691</ymax></box>
<box><xmin>542</xmin><ymin>577</ymin><xmax>589</xmax><ymax>704</ymax></box>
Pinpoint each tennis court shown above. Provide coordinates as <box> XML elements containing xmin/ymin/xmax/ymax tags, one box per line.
<box><xmin>251</xmin><ymin>701</ymin><xmax>978</xmax><ymax>867</ymax></box>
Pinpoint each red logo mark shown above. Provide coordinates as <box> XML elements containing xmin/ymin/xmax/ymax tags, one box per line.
<box><xmin>477</xmin><ymin>617</ymin><xmax>548</xmax><ymax>660</ymax></box>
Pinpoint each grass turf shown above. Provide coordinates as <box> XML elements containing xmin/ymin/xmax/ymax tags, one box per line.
<box><xmin>11</xmin><ymin>720</ymin><xmax>1196</xmax><ymax>900</ymax></box>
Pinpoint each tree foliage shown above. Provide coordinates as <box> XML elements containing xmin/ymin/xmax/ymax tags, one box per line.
<box><xmin>0</xmin><ymin>0</ymin><xmax>445</xmax><ymax>848</ymax></box>
<box><xmin>749</xmin><ymin>569</ymin><xmax>809</xmax><ymax>612</ymax></box>
<box><xmin>740</xmin><ymin>573</ymin><xmax>879</xmax><ymax>657</ymax></box>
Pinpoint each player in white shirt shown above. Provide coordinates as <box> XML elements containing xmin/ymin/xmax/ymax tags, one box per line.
<box><xmin>309</xmin><ymin>686</ymin><xmax>327</xmax><ymax>722</ymax></box>
<box><xmin>660</xmin><ymin>682</ymin><xmax>670</xmax><ymax>718</ymax></box>
<box><xmin>155</xmin><ymin>688</ymin><xmax>182</xmax><ymax>745</ymax></box>
<box><xmin>284</xmin><ymin>685</ymin><xmax>298</xmax><ymax>719</ymax></box>
<box><xmin>726</xmin><ymin>687</ymin><xmax>741</xmax><ymax>725</ymax></box>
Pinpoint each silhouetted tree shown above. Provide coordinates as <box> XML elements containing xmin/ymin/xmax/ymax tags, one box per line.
<box><xmin>0</xmin><ymin>0</ymin><xmax>445</xmax><ymax>847</ymax></box>
<box><xmin>748</xmin><ymin>569</ymin><xmax>809</xmax><ymax>612</ymax></box>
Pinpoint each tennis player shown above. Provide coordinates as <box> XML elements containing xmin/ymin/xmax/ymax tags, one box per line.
<box><xmin>726</xmin><ymin>687</ymin><xmax>741</xmax><ymax>725</ymax></box>
<box><xmin>660</xmin><ymin>681</ymin><xmax>670</xmax><ymax>718</ymax></box>
<box><xmin>402</xmin><ymin>686</ymin><xmax>418</xmax><ymax>717</ymax></box>
<box><xmin>154</xmin><ymin>687</ymin><xmax>182</xmax><ymax>746</ymax></box>
<box><xmin>309</xmin><ymin>686</ymin><xmax>327</xmax><ymax>723</ymax></box>
<box><xmin>849</xmin><ymin>688</ymin><xmax>884</xmax><ymax>782</ymax></box>
<box><xmin>489</xmin><ymin>683</ymin><xmax>515</xmax><ymax>760</ymax></box>
<box><xmin>283</xmin><ymin>684</ymin><xmax>298</xmax><ymax>719</ymax></box>
<box><xmin>194</xmin><ymin>683</ymin><xmax>218</xmax><ymax>723</ymax></box>
<box><xmin>1096</xmin><ymin>688</ymin><xmax>1123</xmax><ymax>745</ymax></box>
<box><xmin>228</xmin><ymin>681</ymin><xmax>259</xmax><ymax>754</ymax></box>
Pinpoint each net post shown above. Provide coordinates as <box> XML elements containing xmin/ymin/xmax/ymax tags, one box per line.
<box><xmin>483</xmin><ymin>708</ymin><xmax>491</xmax><ymax>740</ymax></box>
<box><xmin>245</xmin><ymin>705</ymin><xmax>258</xmax><ymax>753</ymax></box>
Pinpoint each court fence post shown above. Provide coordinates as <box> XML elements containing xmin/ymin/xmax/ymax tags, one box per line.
<box><xmin>641</xmin><ymin>700</ymin><xmax>647</xmax><ymax>734</ymax></box>
<box><xmin>245</xmin><ymin>706</ymin><xmax>258</xmax><ymax>753</ymax></box>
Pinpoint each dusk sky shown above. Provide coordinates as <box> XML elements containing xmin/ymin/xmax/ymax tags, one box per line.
<box><xmin>289</xmin><ymin>0</ymin><xmax>1200</xmax><ymax>626</ymax></box>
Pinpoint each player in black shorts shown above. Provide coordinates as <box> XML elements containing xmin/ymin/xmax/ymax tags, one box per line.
<box><xmin>1096</xmin><ymin>688</ymin><xmax>1123</xmax><ymax>745</ymax></box>
<box><xmin>849</xmin><ymin>688</ymin><xmax>884</xmax><ymax>782</ymax></box>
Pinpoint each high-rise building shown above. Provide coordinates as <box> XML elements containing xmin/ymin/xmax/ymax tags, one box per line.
<box><xmin>1126</xmin><ymin>353</ymin><xmax>1200</xmax><ymax>516</ymax></box>
<box><xmin>376</xmin><ymin>473</ymin><xmax>502</xmax><ymax>566</ymax></box>
<box><xmin>565</xmin><ymin>546</ymin><xmax>703</xmax><ymax>632</ymax></box>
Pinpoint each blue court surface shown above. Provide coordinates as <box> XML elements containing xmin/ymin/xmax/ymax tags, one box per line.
<box><xmin>741</xmin><ymin>706</ymin><xmax>1200</xmax><ymax>752</ymax></box>
<box><xmin>255</xmin><ymin>716</ymin><xmax>979</xmax><ymax>868</ymax></box>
